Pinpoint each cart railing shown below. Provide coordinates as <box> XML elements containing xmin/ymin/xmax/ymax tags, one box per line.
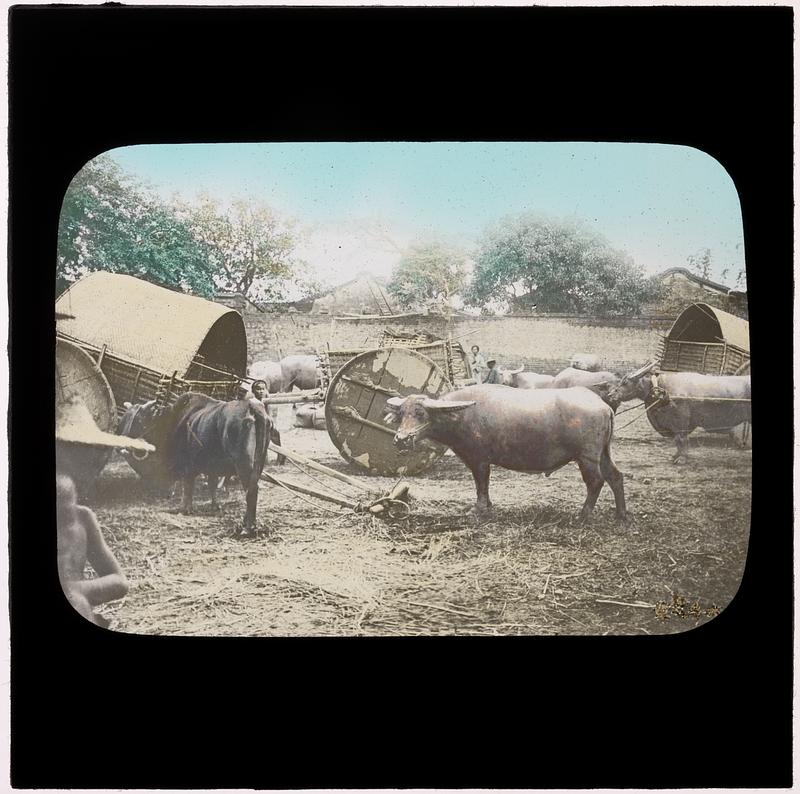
<box><xmin>57</xmin><ymin>332</ymin><xmax>243</xmax><ymax>415</ymax></box>
<box><xmin>656</xmin><ymin>337</ymin><xmax>749</xmax><ymax>376</ymax></box>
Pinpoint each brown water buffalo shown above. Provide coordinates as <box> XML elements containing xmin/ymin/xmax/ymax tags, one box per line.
<box><xmin>384</xmin><ymin>384</ymin><xmax>627</xmax><ymax>523</ymax></box>
<box><xmin>118</xmin><ymin>394</ymin><xmax>275</xmax><ymax>535</ymax></box>
<box><xmin>570</xmin><ymin>353</ymin><xmax>602</xmax><ymax>372</ymax></box>
<box><xmin>248</xmin><ymin>360</ymin><xmax>285</xmax><ymax>393</ymax></box>
<box><xmin>552</xmin><ymin>367</ymin><xmax>621</xmax><ymax>409</ymax></box>
<box><xmin>501</xmin><ymin>369</ymin><xmax>555</xmax><ymax>389</ymax></box>
<box><xmin>609</xmin><ymin>363</ymin><xmax>752</xmax><ymax>464</ymax></box>
<box><xmin>280</xmin><ymin>354</ymin><xmax>320</xmax><ymax>391</ymax></box>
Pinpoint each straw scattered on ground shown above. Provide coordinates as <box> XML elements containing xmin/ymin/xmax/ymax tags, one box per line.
<box><xmin>91</xmin><ymin>407</ymin><xmax>751</xmax><ymax>637</ymax></box>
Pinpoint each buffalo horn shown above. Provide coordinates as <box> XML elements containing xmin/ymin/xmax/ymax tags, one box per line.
<box><xmin>627</xmin><ymin>360</ymin><xmax>657</xmax><ymax>380</ymax></box>
<box><xmin>421</xmin><ymin>398</ymin><xmax>476</xmax><ymax>412</ymax></box>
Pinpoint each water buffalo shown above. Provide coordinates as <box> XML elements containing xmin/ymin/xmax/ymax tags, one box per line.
<box><xmin>384</xmin><ymin>384</ymin><xmax>627</xmax><ymax>523</ymax></box>
<box><xmin>118</xmin><ymin>394</ymin><xmax>277</xmax><ymax>535</ymax></box>
<box><xmin>570</xmin><ymin>353</ymin><xmax>602</xmax><ymax>372</ymax></box>
<box><xmin>552</xmin><ymin>367</ymin><xmax>621</xmax><ymax>409</ymax></box>
<box><xmin>608</xmin><ymin>363</ymin><xmax>751</xmax><ymax>464</ymax></box>
<box><xmin>280</xmin><ymin>354</ymin><xmax>320</xmax><ymax>391</ymax></box>
<box><xmin>500</xmin><ymin>368</ymin><xmax>555</xmax><ymax>389</ymax></box>
<box><xmin>249</xmin><ymin>360</ymin><xmax>284</xmax><ymax>394</ymax></box>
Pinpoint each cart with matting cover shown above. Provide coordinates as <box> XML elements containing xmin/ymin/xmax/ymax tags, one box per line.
<box><xmin>656</xmin><ymin>302</ymin><xmax>750</xmax><ymax>376</ymax></box>
<box><xmin>651</xmin><ymin>302</ymin><xmax>751</xmax><ymax>446</ymax></box>
<box><xmin>56</xmin><ymin>271</ymin><xmax>246</xmax><ymax>415</ymax></box>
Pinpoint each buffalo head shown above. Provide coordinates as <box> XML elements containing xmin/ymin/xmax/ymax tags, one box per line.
<box><xmin>608</xmin><ymin>361</ymin><xmax>657</xmax><ymax>405</ymax></box>
<box><xmin>499</xmin><ymin>366</ymin><xmax>525</xmax><ymax>387</ymax></box>
<box><xmin>383</xmin><ymin>395</ymin><xmax>476</xmax><ymax>451</ymax></box>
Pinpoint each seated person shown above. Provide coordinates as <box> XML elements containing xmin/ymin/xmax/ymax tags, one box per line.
<box><xmin>56</xmin><ymin>472</ymin><xmax>129</xmax><ymax>628</ymax></box>
<box><xmin>483</xmin><ymin>358</ymin><xmax>502</xmax><ymax>384</ymax></box>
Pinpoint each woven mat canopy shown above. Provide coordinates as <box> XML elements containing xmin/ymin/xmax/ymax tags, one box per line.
<box><xmin>666</xmin><ymin>302</ymin><xmax>750</xmax><ymax>352</ymax></box>
<box><xmin>56</xmin><ymin>272</ymin><xmax>247</xmax><ymax>377</ymax></box>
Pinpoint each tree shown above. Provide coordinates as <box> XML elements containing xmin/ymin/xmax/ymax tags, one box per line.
<box><xmin>174</xmin><ymin>195</ymin><xmax>307</xmax><ymax>303</ymax></box>
<box><xmin>57</xmin><ymin>155</ymin><xmax>216</xmax><ymax>297</ymax></box>
<box><xmin>686</xmin><ymin>248</ymin><xmax>714</xmax><ymax>281</ymax></box>
<box><xmin>387</xmin><ymin>242</ymin><xmax>468</xmax><ymax>312</ymax></box>
<box><xmin>467</xmin><ymin>213</ymin><xmax>660</xmax><ymax>315</ymax></box>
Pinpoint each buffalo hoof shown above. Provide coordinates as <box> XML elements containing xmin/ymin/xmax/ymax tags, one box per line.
<box><xmin>468</xmin><ymin>505</ymin><xmax>494</xmax><ymax>524</ymax></box>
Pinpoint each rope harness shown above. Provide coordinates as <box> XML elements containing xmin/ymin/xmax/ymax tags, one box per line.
<box><xmin>615</xmin><ymin>374</ymin><xmax>751</xmax><ymax>434</ymax></box>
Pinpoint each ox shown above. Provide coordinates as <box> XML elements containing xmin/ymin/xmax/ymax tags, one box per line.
<box><xmin>570</xmin><ymin>353</ymin><xmax>602</xmax><ymax>372</ymax></box>
<box><xmin>500</xmin><ymin>368</ymin><xmax>555</xmax><ymax>389</ymax></box>
<box><xmin>249</xmin><ymin>360</ymin><xmax>284</xmax><ymax>394</ymax></box>
<box><xmin>118</xmin><ymin>394</ymin><xmax>278</xmax><ymax>535</ymax></box>
<box><xmin>552</xmin><ymin>367</ymin><xmax>621</xmax><ymax>409</ymax></box>
<box><xmin>280</xmin><ymin>354</ymin><xmax>320</xmax><ymax>391</ymax></box>
<box><xmin>384</xmin><ymin>384</ymin><xmax>627</xmax><ymax>523</ymax></box>
<box><xmin>608</xmin><ymin>363</ymin><xmax>752</xmax><ymax>464</ymax></box>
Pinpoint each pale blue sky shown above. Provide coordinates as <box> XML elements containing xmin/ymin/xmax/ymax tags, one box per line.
<box><xmin>108</xmin><ymin>142</ymin><xmax>745</xmax><ymax>289</ymax></box>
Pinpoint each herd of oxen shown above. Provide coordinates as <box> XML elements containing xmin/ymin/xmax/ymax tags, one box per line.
<box><xmin>114</xmin><ymin>350</ymin><xmax>751</xmax><ymax>536</ymax></box>
<box><xmin>111</xmin><ymin>355</ymin><xmax>751</xmax><ymax>536</ymax></box>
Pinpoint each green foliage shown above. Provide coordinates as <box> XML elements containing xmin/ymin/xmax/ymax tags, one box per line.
<box><xmin>387</xmin><ymin>242</ymin><xmax>468</xmax><ymax>310</ymax></box>
<box><xmin>466</xmin><ymin>213</ymin><xmax>660</xmax><ymax>315</ymax></box>
<box><xmin>57</xmin><ymin>155</ymin><xmax>216</xmax><ymax>297</ymax></box>
<box><xmin>174</xmin><ymin>195</ymin><xmax>308</xmax><ymax>303</ymax></box>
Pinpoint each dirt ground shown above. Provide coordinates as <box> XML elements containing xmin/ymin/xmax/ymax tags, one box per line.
<box><xmin>88</xmin><ymin>403</ymin><xmax>752</xmax><ymax>637</ymax></box>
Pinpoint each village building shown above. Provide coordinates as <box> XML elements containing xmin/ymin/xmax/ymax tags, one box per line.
<box><xmin>642</xmin><ymin>268</ymin><xmax>748</xmax><ymax>319</ymax></box>
<box><xmin>310</xmin><ymin>272</ymin><xmax>397</xmax><ymax>316</ymax></box>
<box><xmin>213</xmin><ymin>291</ymin><xmax>265</xmax><ymax>315</ymax></box>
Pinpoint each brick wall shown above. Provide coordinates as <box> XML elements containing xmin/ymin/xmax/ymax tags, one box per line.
<box><xmin>245</xmin><ymin>313</ymin><xmax>674</xmax><ymax>376</ymax></box>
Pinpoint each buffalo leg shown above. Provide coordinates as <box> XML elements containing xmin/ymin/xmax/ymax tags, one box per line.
<box><xmin>600</xmin><ymin>446</ymin><xmax>628</xmax><ymax>522</ymax></box>
<box><xmin>672</xmin><ymin>434</ymin><xmax>690</xmax><ymax>464</ymax></box>
<box><xmin>241</xmin><ymin>481</ymin><xmax>259</xmax><ymax>537</ymax></box>
<box><xmin>180</xmin><ymin>476</ymin><xmax>195</xmax><ymax>515</ymax></box>
<box><xmin>208</xmin><ymin>476</ymin><xmax>221</xmax><ymax>512</ymax></box>
<box><xmin>468</xmin><ymin>461</ymin><xmax>492</xmax><ymax>514</ymax></box>
<box><xmin>232</xmin><ymin>458</ymin><xmax>259</xmax><ymax>536</ymax></box>
<box><xmin>577</xmin><ymin>459</ymin><xmax>604</xmax><ymax>522</ymax></box>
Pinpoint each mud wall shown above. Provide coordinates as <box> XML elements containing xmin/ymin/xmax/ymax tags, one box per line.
<box><xmin>244</xmin><ymin>313</ymin><xmax>674</xmax><ymax>375</ymax></box>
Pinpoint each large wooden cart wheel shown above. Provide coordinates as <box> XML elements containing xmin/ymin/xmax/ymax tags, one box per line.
<box><xmin>325</xmin><ymin>347</ymin><xmax>452</xmax><ymax>476</ymax></box>
<box><xmin>56</xmin><ymin>338</ymin><xmax>117</xmax><ymax>485</ymax></box>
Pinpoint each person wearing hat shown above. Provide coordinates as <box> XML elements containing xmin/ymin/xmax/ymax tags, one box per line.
<box><xmin>483</xmin><ymin>358</ymin><xmax>502</xmax><ymax>384</ymax></box>
<box><xmin>56</xmin><ymin>397</ymin><xmax>155</xmax><ymax>628</ymax></box>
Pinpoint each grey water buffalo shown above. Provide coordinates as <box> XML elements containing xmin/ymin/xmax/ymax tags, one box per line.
<box><xmin>552</xmin><ymin>367</ymin><xmax>621</xmax><ymax>408</ymax></box>
<box><xmin>249</xmin><ymin>360</ymin><xmax>284</xmax><ymax>393</ymax></box>
<box><xmin>384</xmin><ymin>384</ymin><xmax>627</xmax><ymax>523</ymax></box>
<box><xmin>280</xmin><ymin>354</ymin><xmax>320</xmax><ymax>391</ymax></box>
<box><xmin>608</xmin><ymin>363</ymin><xmax>752</xmax><ymax>464</ymax></box>
<box><xmin>570</xmin><ymin>353</ymin><xmax>602</xmax><ymax>372</ymax></box>
<box><xmin>501</xmin><ymin>368</ymin><xmax>555</xmax><ymax>389</ymax></box>
<box><xmin>118</xmin><ymin>393</ymin><xmax>277</xmax><ymax>535</ymax></box>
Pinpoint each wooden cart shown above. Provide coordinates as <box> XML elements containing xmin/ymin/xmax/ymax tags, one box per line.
<box><xmin>656</xmin><ymin>302</ymin><xmax>750</xmax><ymax>376</ymax></box>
